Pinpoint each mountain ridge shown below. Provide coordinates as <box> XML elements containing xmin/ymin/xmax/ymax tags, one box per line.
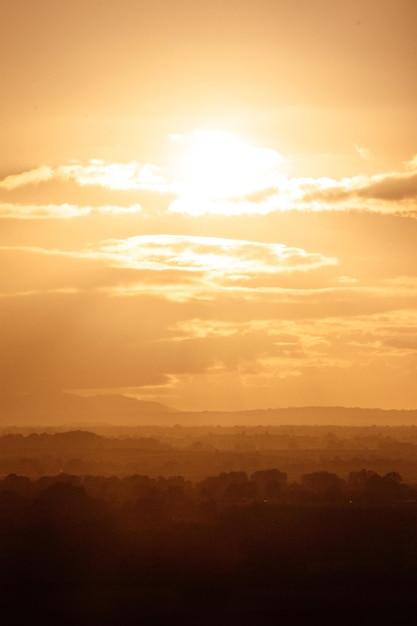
<box><xmin>0</xmin><ymin>391</ymin><xmax>175</xmax><ymax>426</ymax></box>
<box><xmin>0</xmin><ymin>392</ymin><xmax>416</xmax><ymax>427</ymax></box>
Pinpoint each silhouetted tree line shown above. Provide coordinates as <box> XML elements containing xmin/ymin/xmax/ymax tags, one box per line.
<box><xmin>3</xmin><ymin>427</ymin><xmax>417</xmax><ymax>483</ymax></box>
<box><xmin>1</xmin><ymin>466</ymin><xmax>417</xmax><ymax>623</ymax></box>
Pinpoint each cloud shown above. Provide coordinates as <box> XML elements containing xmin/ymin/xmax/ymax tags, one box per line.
<box><xmin>129</xmin><ymin>308</ymin><xmax>417</xmax><ymax>410</ymax></box>
<box><xmin>0</xmin><ymin>165</ymin><xmax>55</xmax><ymax>190</ymax></box>
<box><xmin>0</xmin><ymin>202</ymin><xmax>142</xmax><ymax>219</ymax></box>
<box><xmin>0</xmin><ymin>236</ymin><xmax>338</xmax><ymax>301</ymax></box>
<box><xmin>0</xmin><ymin>290</ymin><xmax>398</xmax><ymax>397</ymax></box>
<box><xmin>91</xmin><ymin>235</ymin><xmax>338</xmax><ymax>297</ymax></box>
<box><xmin>94</xmin><ymin>234</ymin><xmax>335</xmax><ymax>270</ymax></box>
<box><xmin>357</xmin><ymin>171</ymin><xmax>417</xmax><ymax>202</ymax></box>
<box><xmin>0</xmin><ymin>159</ymin><xmax>173</xmax><ymax>219</ymax></box>
<box><xmin>354</xmin><ymin>144</ymin><xmax>372</xmax><ymax>160</ymax></box>
<box><xmin>4</xmin><ymin>235</ymin><xmax>417</xmax><ymax>313</ymax></box>
<box><xmin>0</xmin><ymin>160</ymin><xmax>169</xmax><ymax>193</ymax></box>
<box><xmin>62</xmin><ymin>161</ymin><xmax>167</xmax><ymax>191</ymax></box>
<box><xmin>2</xmin><ymin>150</ymin><xmax>417</xmax><ymax>220</ymax></box>
<box><xmin>285</xmin><ymin>157</ymin><xmax>417</xmax><ymax>212</ymax></box>
<box><xmin>186</xmin><ymin>309</ymin><xmax>417</xmax><ymax>371</ymax></box>
<box><xmin>169</xmin><ymin>155</ymin><xmax>417</xmax><ymax>217</ymax></box>
<box><xmin>0</xmin><ymin>203</ymin><xmax>90</xmax><ymax>219</ymax></box>
<box><xmin>0</xmin><ymin>252</ymin><xmax>416</xmax><ymax>402</ymax></box>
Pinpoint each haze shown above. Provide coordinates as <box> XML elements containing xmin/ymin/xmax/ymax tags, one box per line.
<box><xmin>2</xmin><ymin>4</ymin><xmax>417</xmax><ymax>623</ymax></box>
<box><xmin>1</xmin><ymin>0</ymin><xmax>416</xmax><ymax>415</ymax></box>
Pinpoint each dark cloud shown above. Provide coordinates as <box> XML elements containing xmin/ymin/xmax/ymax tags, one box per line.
<box><xmin>357</xmin><ymin>171</ymin><xmax>417</xmax><ymax>201</ymax></box>
<box><xmin>301</xmin><ymin>168</ymin><xmax>417</xmax><ymax>208</ymax></box>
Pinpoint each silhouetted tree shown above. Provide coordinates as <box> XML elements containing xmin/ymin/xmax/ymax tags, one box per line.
<box><xmin>250</xmin><ymin>468</ymin><xmax>287</xmax><ymax>501</ymax></box>
<box><xmin>301</xmin><ymin>471</ymin><xmax>345</xmax><ymax>502</ymax></box>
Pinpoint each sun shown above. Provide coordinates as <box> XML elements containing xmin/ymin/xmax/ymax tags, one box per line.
<box><xmin>169</xmin><ymin>129</ymin><xmax>285</xmax><ymax>202</ymax></box>
<box><xmin>176</xmin><ymin>130</ymin><xmax>251</xmax><ymax>198</ymax></box>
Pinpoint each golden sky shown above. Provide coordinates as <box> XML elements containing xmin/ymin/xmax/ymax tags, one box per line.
<box><xmin>1</xmin><ymin>0</ymin><xmax>417</xmax><ymax>411</ymax></box>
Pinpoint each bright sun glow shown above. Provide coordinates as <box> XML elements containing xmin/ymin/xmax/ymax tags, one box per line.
<box><xmin>170</xmin><ymin>130</ymin><xmax>285</xmax><ymax>202</ymax></box>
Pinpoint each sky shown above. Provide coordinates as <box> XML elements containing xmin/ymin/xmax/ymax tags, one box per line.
<box><xmin>1</xmin><ymin>0</ymin><xmax>417</xmax><ymax>412</ymax></box>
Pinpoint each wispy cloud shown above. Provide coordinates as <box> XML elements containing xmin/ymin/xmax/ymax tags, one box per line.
<box><xmin>0</xmin><ymin>160</ymin><xmax>168</xmax><ymax>192</ymax></box>
<box><xmin>0</xmin><ymin>236</ymin><xmax>338</xmax><ymax>300</ymax></box>
<box><xmin>90</xmin><ymin>235</ymin><xmax>339</xmax><ymax>300</ymax></box>
<box><xmin>0</xmin><ymin>203</ymin><xmax>89</xmax><ymax>219</ymax></box>
<box><xmin>4</xmin><ymin>237</ymin><xmax>417</xmax><ymax>308</ymax></box>
<box><xmin>0</xmin><ymin>202</ymin><xmax>142</xmax><ymax>219</ymax></box>
<box><xmin>1</xmin><ymin>151</ymin><xmax>417</xmax><ymax>219</ymax></box>
<box><xmin>0</xmin><ymin>165</ymin><xmax>55</xmax><ymax>190</ymax></box>
<box><xmin>127</xmin><ymin>307</ymin><xmax>417</xmax><ymax>409</ymax></box>
<box><xmin>1</xmin><ymin>245</ymin><xmax>415</xmax><ymax>403</ymax></box>
<box><xmin>354</xmin><ymin>144</ymin><xmax>372</xmax><ymax>161</ymax></box>
<box><xmin>93</xmin><ymin>234</ymin><xmax>337</xmax><ymax>273</ymax></box>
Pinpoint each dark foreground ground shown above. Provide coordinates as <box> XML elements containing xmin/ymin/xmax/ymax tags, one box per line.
<box><xmin>2</xmin><ymin>464</ymin><xmax>417</xmax><ymax>624</ymax></box>
<box><xmin>2</xmin><ymin>500</ymin><xmax>417</xmax><ymax>625</ymax></box>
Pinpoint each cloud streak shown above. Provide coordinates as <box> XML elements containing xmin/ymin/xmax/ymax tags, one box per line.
<box><xmin>0</xmin><ymin>202</ymin><xmax>142</xmax><ymax>219</ymax></box>
<box><xmin>1</xmin><ymin>152</ymin><xmax>417</xmax><ymax>220</ymax></box>
<box><xmin>1</xmin><ymin>246</ymin><xmax>415</xmax><ymax>405</ymax></box>
<box><xmin>0</xmin><ymin>236</ymin><xmax>338</xmax><ymax>300</ymax></box>
<box><xmin>93</xmin><ymin>234</ymin><xmax>337</xmax><ymax>273</ymax></box>
<box><xmin>0</xmin><ymin>160</ymin><xmax>168</xmax><ymax>192</ymax></box>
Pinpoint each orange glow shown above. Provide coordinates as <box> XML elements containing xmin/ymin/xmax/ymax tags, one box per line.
<box><xmin>0</xmin><ymin>0</ymin><xmax>416</xmax><ymax>414</ymax></box>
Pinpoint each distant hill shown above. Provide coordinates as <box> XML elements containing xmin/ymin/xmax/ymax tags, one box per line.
<box><xmin>0</xmin><ymin>394</ymin><xmax>416</xmax><ymax>428</ymax></box>
<box><xmin>172</xmin><ymin>406</ymin><xmax>417</xmax><ymax>427</ymax></box>
<box><xmin>0</xmin><ymin>392</ymin><xmax>175</xmax><ymax>427</ymax></box>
